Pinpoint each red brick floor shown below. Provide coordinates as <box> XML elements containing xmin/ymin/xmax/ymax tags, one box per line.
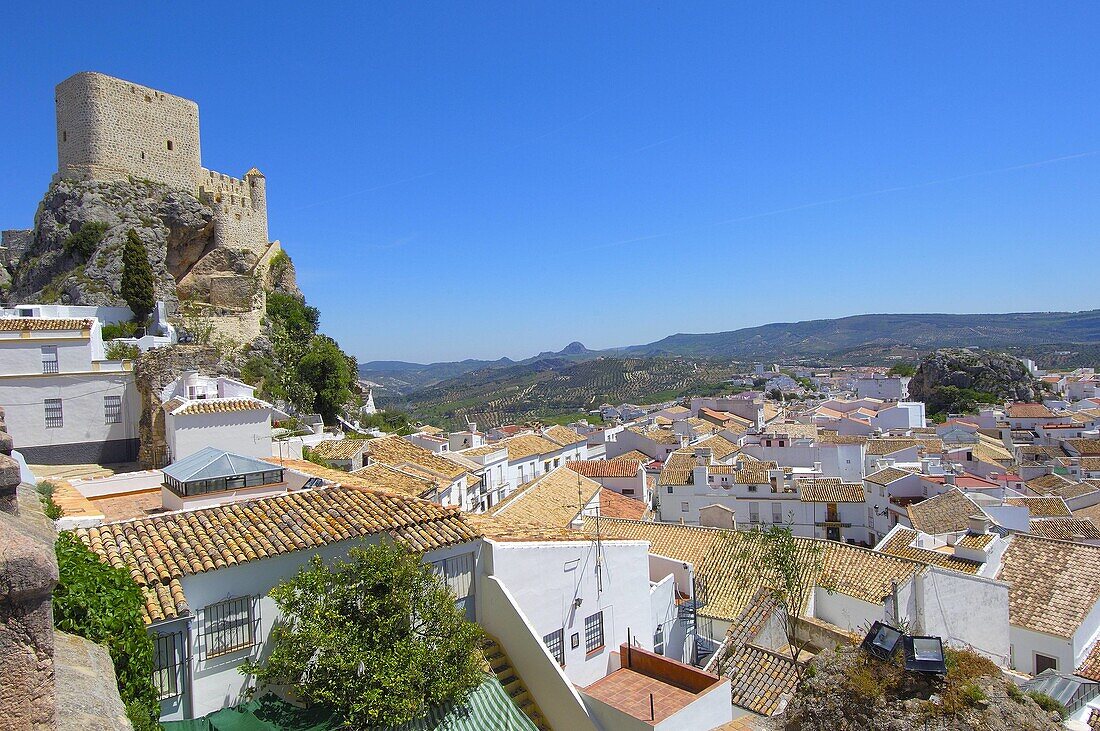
<box><xmin>584</xmin><ymin>668</ymin><xmax>698</xmax><ymax>723</ymax></box>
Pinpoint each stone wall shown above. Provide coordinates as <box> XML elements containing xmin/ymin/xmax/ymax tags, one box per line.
<box><xmin>2</xmin><ymin>229</ymin><xmax>34</xmax><ymax>267</ymax></box>
<box><xmin>199</xmin><ymin>167</ymin><xmax>269</xmax><ymax>256</ymax></box>
<box><xmin>55</xmin><ymin>72</ymin><xmax>201</xmax><ymax>192</ymax></box>
<box><xmin>0</xmin><ymin>407</ymin><xmax>132</xmax><ymax>729</ymax></box>
<box><xmin>0</xmin><ymin>406</ymin><xmax>58</xmax><ymax>728</ymax></box>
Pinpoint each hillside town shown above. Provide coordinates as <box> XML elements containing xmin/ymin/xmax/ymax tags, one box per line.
<box><xmin>4</xmin><ymin>72</ymin><xmax>1100</xmax><ymax>731</ymax></box>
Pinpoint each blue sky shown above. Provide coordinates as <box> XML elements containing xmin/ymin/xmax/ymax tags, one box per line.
<box><xmin>3</xmin><ymin>3</ymin><xmax>1099</xmax><ymax>363</ymax></box>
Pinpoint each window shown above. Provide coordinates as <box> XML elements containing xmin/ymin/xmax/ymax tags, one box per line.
<box><xmin>201</xmin><ymin>596</ymin><xmax>258</xmax><ymax>659</ymax></box>
<box><xmin>167</xmin><ymin>140</ymin><xmax>174</xmax><ymax>150</ymax></box>
<box><xmin>772</xmin><ymin>503</ymin><xmax>782</xmax><ymax>524</ymax></box>
<box><xmin>431</xmin><ymin>553</ymin><xmax>475</xmax><ymax>617</ymax></box>
<box><xmin>544</xmin><ymin>628</ymin><xmax>565</xmax><ymax>666</ymax></box>
<box><xmin>104</xmin><ymin>395</ymin><xmax>122</xmax><ymax>425</ymax></box>
<box><xmin>584</xmin><ymin>611</ymin><xmax>605</xmax><ymax>653</ymax></box>
<box><xmin>44</xmin><ymin>399</ymin><xmax>63</xmax><ymax>429</ymax></box>
<box><xmin>748</xmin><ymin>502</ymin><xmax>760</xmax><ymax>524</ymax></box>
<box><xmin>681</xmin><ymin>501</ymin><xmax>689</xmax><ymax>512</ymax></box>
<box><xmin>654</xmin><ymin>624</ymin><xmax>665</xmax><ymax>655</ymax></box>
<box><xmin>1035</xmin><ymin>653</ymin><xmax>1058</xmax><ymax>674</ymax></box>
<box><xmin>41</xmin><ymin>346</ymin><xmax>58</xmax><ymax>374</ymax></box>
<box><xmin>667</xmin><ymin>486</ymin><xmax>673</xmax><ymax>494</ymax></box>
<box><xmin>868</xmin><ymin>506</ymin><xmax>874</xmax><ymax>525</ymax></box>
<box><xmin>747</xmin><ymin>485</ymin><xmax>757</xmax><ymax>492</ymax></box>
<box><xmin>622</xmin><ymin>488</ymin><xmax>635</xmax><ymax>496</ymax></box>
<box><xmin>152</xmin><ymin>631</ymin><xmax>187</xmax><ymax>699</ymax></box>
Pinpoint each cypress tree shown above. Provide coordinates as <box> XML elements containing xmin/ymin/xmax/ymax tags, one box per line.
<box><xmin>120</xmin><ymin>229</ymin><xmax>155</xmax><ymax>323</ymax></box>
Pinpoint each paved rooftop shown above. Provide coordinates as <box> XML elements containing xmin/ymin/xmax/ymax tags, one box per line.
<box><xmin>584</xmin><ymin>667</ymin><xmax>698</xmax><ymax>724</ymax></box>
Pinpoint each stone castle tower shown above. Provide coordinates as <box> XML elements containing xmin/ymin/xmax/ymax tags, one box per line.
<box><xmin>54</xmin><ymin>71</ymin><xmax>269</xmax><ymax>258</ymax></box>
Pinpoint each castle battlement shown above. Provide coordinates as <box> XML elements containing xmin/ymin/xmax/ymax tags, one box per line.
<box><xmin>54</xmin><ymin>72</ymin><xmax>269</xmax><ymax>253</ymax></box>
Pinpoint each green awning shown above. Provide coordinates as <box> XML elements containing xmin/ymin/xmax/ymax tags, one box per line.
<box><xmin>162</xmin><ymin>674</ymin><xmax>538</xmax><ymax>731</ymax></box>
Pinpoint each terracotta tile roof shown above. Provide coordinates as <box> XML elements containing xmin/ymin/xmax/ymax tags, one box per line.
<box><xmin>1056</xmin><ymin>481</ymin><xmax>1100</xmax><ymax>500</ymax></box>
<box><xmin>167</xmin><ymin>397</ymin><xmax>271</xmax><ymax>416</ymax></box>
<box><xmin>997</xmin><ymin>534</ymin><xmax>1100</xmax><ymax>638</ymax></box>
<box><xmin>1065</xmin><ymin>439</ymin><xmax>1100</xmax><ymax>457</ymax></box>
<box><xmin>1027</xmin><ymin>518</ymin><xmax>1100</xmax><ymax>542</ymax></box>
<box><xmin>1080</xmin><ymin>457</ymin><xmax>1100</xmax><ymax>471</ymax></box>
<box><xmin>566</xmin><ymin>460</ymin><xmax>641</xmax><ymax>478</ymax></box>
<box><xmin>627</xmin><ymin>426</ymin><xmax>682</xmax><ymax>445</ymax></box>
<box><xmin>1026</xmin><ymin>473</ymin><xmax>1076</xmax><ymax>495</ymax></box>
<box><xmin>694</xmin><ymin>434</ymin><xmax>741</xmax><ymax>461</ymax></box>
<box><xmin>488</xmin><ymin>466</ymin><xmax>601</xmax><ymax>528</ymax></box>
<box><xmin>579</xmin><ymin>518</ymin><xmax>921</xmax><ymax>622</ymax></box>
<box><xmin>309</xmin><ymin>438</ymin><xmax>368</xmax><ymax>461</ymax></box>
<box><xmin>865</xmin><ymin>438</ymin><xmax>921</xmax><ymax>456</ymax></box>
<box><xmin>599</xmin><ymin>489</ymin><xmax>650</xmax><ymax>521</ymax></box>
<box><xmin>864</xmin><ymin>467</ymin><xmax>913</xmax><ymax>486</ymax></box>
<box><xmin>366</xmin><ymin>435</ymin><xmax>466</xmax><ymax>479</ymax></box>
<box><xmin>0</xmin><ymin>317</ymin><xmax>93</xmax><ymax>331</ymax></box>
<box><xmin>1007</xmin><ymin>403</ymin><xmax>1055</xmax><ymax>419</ymax></box>
<box><xmin>796</xmin><ymin>478</ymin><xmax>864</xmax><ymax>503</ymax></box>
<box><xmin>657</xmin><ymin>450</ymin><xmax>697</xmax><ymax>486</ymax></box>
<box><xmin>762</xmin><ymin>423</ymin><xmax>818</xmax><ymax>440</ymax></box>
<box><xmin>611</xmin><ymin>450</ymin><xmax>652</xmax><ymax>464</ymax></box>
<box><xmin>878</xmin><ymin>529</ymin><xmax>982</xmax><ymax>574</ymax></box>
<box><xmin>956</xmin><ymin>532</ymin><xmax>995</xmax><ymax>549</ymax></box>
<box><xmin>906</xmin><ymin>488</ymin><xmax>982</xmax><ymax>535</ymax></box>
<box><xmin>74</xmin><ymin>485</ymin><xmax>480</xmax><ymax>624</ymax></box>
<box><xmin>815</xmin><ymin>433</ymin><xmax>868</xmax><ymax>445</ymax></box>
<box><xmin>726</xmin><ymin>643</ymin><xmax>800</xmax><ymax>716</ymax></box>
<box><xmin>542</xmin><ymin>424</ymin><xmax>586</xmax><ymax>446</ymax></box>
<box><xmin>503</xmin><ymin>434</ymin><xmax>568</xmax><ymax>461</ymax></box>
<box><xmin>1006</xmin><ymin>496</ymin><xmax>1071</xmax><ymax>518</ymax></box>
<box><xmin>732</xmin><ymin>460</ymin><xmax>779</xmax><ymax>485</ymax></box>
<box><xmin>462</xmin><ymin>443</ymin><xmax>509</xmax><ymax>458</ymax></box>
<box><xmin>348</xmin><ymin>462</ymin><xmax>438</xmax><ymax>499</ymax></box>
<box><xmin>1077</xmin><ymin>640</ymin><xmax>1100</xmax><ymax>683</ymax></box>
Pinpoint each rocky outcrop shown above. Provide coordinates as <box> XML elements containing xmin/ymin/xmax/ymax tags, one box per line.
<box><xmin>132</xmin><ymin>344</ymin><xmax>240</xmax><ymax>467</ymax></box>
<box><xmin>779</xmin><ymin>647</ymin><xmax>1060</xmax><ymax>731</ymax></box>
<box><xmin>908</xmin><ymin>348</ymin><xmax>1040</xmax><ymax>413</ymax></box>
<box><xmin>7</xmin><ymin>178</ymin><xmax>215</xmax><ymax>310</ymax></box>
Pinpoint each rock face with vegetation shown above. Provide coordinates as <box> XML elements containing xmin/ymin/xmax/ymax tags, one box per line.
<box><xmin>779</xmin><ymin>647</ymin><xmax>1061</xmax><ymax>731</ymax></box>
<box><xmin>6</xmin><ymin>178</ymin><xmax>212</xmax><ymax>309</ymax></box>
<box><xmin>908</xmin><ymin>348</ymin><xmax>1041</xmax><ymax>416</ymax></box>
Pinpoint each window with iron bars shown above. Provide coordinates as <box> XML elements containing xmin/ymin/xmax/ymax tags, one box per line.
<box><xmin>543</xmin><ymin>628</ymin><xmax>565</xmax><ymax>666</ymax></box>
<box><xmin>200</xmin><ymin>595</ymin><xmax>259</xmax><ymax>659</ymax></box>
<box><xmin>104</xmin><ymin>395</ymin><xmax>122</xmax><ymax>425</ymax></box>
<box><xmin>152</xmin><ymin>630</ymin><xmax>188</xmax><ymax>699</ymax></box>
<box><xmin>584</xmin><ymin>611</ymin><xmax>605</xmax><ymax>653</ymax></box>
<box><xmin>44</xmin><ymin>399</ymin><xmax>63</xmax><ymax>429</ymax></box>
<box><xmin>41</xmin><ymin>346</ymin><xmax>58</xmax><ymax>374</ymax></box>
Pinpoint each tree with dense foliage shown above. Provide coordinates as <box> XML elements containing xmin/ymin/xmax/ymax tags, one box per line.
<box><xmin>241</xmin><ymin>541</ymin><xmax>484</xmax><ymax>726</ymax></box>
<box><xmin>887</xmin><ymin>362</ymin><xmax>916</xmax><ymax>377</ymax></box>
<box><xmin>52</xmin><ymin>532</ymin><xmax>160</xmax><ymax>730</ymax></box>
<box><xmin>64</xmin><ymin>221</ymin><xmax>108</xmax><ymax>258</ymax></box>
<box><xmin>120</xmin><ymin>229</ymin><xmax>155</xmax><ymax>323</ymax></box>
<box><xmin>296</xmin><ymin>335</ymin><xmax>358</xmax><ymax>423</ymax></box>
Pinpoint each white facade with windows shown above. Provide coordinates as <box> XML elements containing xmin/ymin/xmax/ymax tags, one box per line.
<box><xmin>0</xmin><ymin>317</ymin><xmax>140</xmax><ymax>463</ymax></box>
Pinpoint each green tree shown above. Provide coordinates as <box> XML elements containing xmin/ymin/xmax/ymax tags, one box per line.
<box><xmin>887</xmin><ymin>363</ymin><xmax>916</xmax><ymax>377</ymax></box>
<box><xmin>64</xmin><ymin>221</ymin><xmax>109</xmax><ymax>259</ymax></box>
<box><xmin>120</xmin><ymin>229</ymin><xmax>155</xmax><ymax>323</ymax></box>
<box><xmin>266</xmin><ymin>292</ymin><xmax>319</xmax><ymax>345</ymax></box>
<box><xmin>52</xmin><ymin>533</ymin><xmax>160</xmax><ymax>730</ymax></box>
<box><xmin>296</xmin><ymin>335</ymin><xmax>356</xmax><ymax>423</ymax></box>
<box><xmin>241</xmin><ymin>541</ymin><xmax>484</xmax><ymax>727</ymax></box>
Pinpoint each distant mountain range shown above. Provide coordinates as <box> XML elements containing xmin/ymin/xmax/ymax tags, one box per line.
<box><xmin>360</xmin><ymin>310</ymin><xmax>1100</xmax><ymax>393</ymax></box>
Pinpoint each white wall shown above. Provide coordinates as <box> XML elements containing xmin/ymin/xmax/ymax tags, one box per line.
<box><xmin>1010</xmin><ymin>625</ymin><xmax>1074</xmax><ymax>676</ymax></box>
<box><xmin>916</xmin><ymin>568</ymin><xmax>1010</xmax><ymax>665</ymax></box>
<box><xmin>167</xmin><ymin>410</ymin><xmax>272</xmax><ymax>461</ymax></box>
<box><xmin>485</xmin><ymin>539</ymin><xmax>654</xmax><ymax>687</ymax></box>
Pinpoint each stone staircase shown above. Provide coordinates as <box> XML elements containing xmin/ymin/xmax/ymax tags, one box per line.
<box><xmin>481</xmin><ymin>636</ymin><xmax>551</xmax><ymax>731</ymax></box>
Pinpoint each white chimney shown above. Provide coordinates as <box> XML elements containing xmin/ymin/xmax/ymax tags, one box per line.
<box><xmin>945</xmin><ymin>473</ymin><xmax>956</xmax><ymax>486</ymax></box>
<box><xmin>968</xmin><ymin>514</ymin><xmax>991</xmax><ymax>535</ymax></box>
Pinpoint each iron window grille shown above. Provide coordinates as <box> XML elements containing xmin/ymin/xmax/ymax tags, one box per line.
<box><xmin>41</xmin><ymin>346</ymin><xmax>58</xmax><ymax>374</ymax></box>
<box><xmin>152</xmin><ymin>630</ymin><xmax>188</xmax><ymax>700</ymax></box>
<box><xmin>44</xmin><ymin>399</ymin><xmax>63</xmax><ymax>429</ymax></box>
<box><xmin>104</xmin><ymin>395</ymin><xmax>122</xmax><ymax>425</ymax></box>
<box><xmin>543</xmin><ymin>628</ymin><xmax>565</xmax><ymax>666</ymax></box>
<box><xmin>200</xmin><ymin>595</ymin><xmax>260</xmax><ymax>659</ymax></box>
<box><xmin>584</xmin><ymin>611</ymin><xmax>605</xmax><ymax>653</ymax></box>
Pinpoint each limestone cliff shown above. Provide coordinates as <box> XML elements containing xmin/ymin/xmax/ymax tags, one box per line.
<box><xmin>908</xmin><ymin>348</ymin><xmax>1041</xmax><ymax>414</ymax></box>
<box><xmin>3</xmin><ymin>178</ymin><xmax>301</xmax><ymax>344</ymax></box>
